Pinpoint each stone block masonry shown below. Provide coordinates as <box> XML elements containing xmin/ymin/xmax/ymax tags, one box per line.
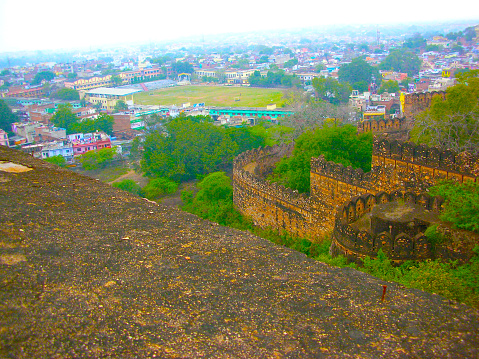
<box><xmin>233</xmin><ymin>137</ymin><xmax>478</xmax><ymax>241</ymax></box>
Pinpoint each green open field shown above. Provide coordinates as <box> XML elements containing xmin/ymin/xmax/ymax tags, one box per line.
<box><xmin>134</xmin><ymin>85</ymin><xmax>286</xmax><ymax>108</ymax></box>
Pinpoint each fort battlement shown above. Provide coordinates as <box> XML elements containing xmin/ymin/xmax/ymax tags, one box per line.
<box><xmin>358</xmin><ymin>117</ymin><xmax>407</xmax><ymax>134</ymax></box>
<box><xmin>403</xmin><ymin>91</ymin><xmax>446</xmax><ymax>120</ymax></box>
<box><xmin>234</xmin><ymin>136</ymin><xmax>478</xmax><ymax>241</ymax></box>
<box><xmin>330</xmin><ymin>191</ymin><xmax>444</xmax><ymax>263</ymax></box>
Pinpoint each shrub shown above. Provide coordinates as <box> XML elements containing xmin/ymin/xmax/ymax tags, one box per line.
<box><xmin>112</xmin><ymin>179</ymin><xmax>142</xmax><ymax>196</ymax></box>
<box><xmin>142</xmin><ymin>177</ymin><xmax>178</xmax><ymax>200</ymax></box>
<box><xmin>428</xmin><ymin>180</ymin><xmax>479</xmax><ymax>233</ymax></box>
<box><xmin>43</xmin><ymin>155</ymin><xmax>66</xmax><ymax>167</ymax></box>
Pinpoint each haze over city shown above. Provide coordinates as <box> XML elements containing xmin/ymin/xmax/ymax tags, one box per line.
<box><xmin>1</xmin><ymin>0</ymin><xmax>479</xmax><ymax>53</ymax></box>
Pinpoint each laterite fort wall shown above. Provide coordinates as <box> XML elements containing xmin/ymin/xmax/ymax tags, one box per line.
<box><xmin>330</xmin><ymin>191</ymin><xmax>443</xmax><ymax>263</ymax></box>
<box><xmin>233</xmin><ymin>139</ymin><xmax>478</xmax><ymax>241</ymax></box>
<box><xmin>403</xmin><ymin>91</ymin><xmax>446</xmax><ymax>120</ymax></box>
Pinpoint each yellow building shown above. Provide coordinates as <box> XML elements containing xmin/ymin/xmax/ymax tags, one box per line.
<box><xmin>65</xmin><ymin>75</ymin><xmax>113</xmax><ymax>91</ymax></box>
<box><xmin>84</xmin><ymin>87</ymin><xmax>141</xmax><ymax>111</ymax></box>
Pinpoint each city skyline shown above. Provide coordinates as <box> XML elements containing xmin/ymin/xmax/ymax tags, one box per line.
<box><xmin>1</xmin><ymin>0</ymin><xmax>479</xmax><ymax>53</ymax></box>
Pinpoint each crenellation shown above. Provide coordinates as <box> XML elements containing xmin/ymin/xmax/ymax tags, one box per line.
<box><xmin>234</xmin><ymin>136</ymin><xmax>478</xmax><ymax>244</ymax></box>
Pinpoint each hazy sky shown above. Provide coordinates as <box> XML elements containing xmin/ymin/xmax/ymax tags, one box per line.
<box><xmin>1</xmin><ymin>0</ymin><xmax>478</xmax><ymax>53</ymax></box>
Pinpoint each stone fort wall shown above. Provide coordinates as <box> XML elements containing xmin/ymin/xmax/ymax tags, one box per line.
<box><xmin>330</xmin><ymin>191</ymin><xmax>443</xmax><ymax>263</ymax></box>
<box><xmin>233</xmin><ymin>138</ymin><xmax>478</xmax><ymax>240</ymax></box>
<box><xmin>403</xmin><ymin>91</ymin><xmax>446</xmax><ymax>120</ymax></box>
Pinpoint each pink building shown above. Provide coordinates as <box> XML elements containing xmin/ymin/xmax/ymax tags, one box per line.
<box><xmin>0</xmin><ymin>129</ymin><xmax>8</xmax><ymax>147</ymax></box>
<box><xmin>71</xmin><ymin>131</ymin><xmax>111</xmax><ymax>156</ymax></box>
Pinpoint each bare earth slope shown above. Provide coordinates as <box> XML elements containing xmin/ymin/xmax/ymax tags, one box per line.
<box><xmin>1</xmin><ymin>146</ymin><xmax>478</xmax><ymax>358</ymax></box>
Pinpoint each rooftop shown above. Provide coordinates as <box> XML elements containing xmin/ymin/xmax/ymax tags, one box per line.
<box><xmin>1</xmin><ymin>146</ymin><xmax>478</xmax><ymax>357</ymax></box>
<box><xmin>86</xmin><ymin>87</ymin><xmax>142</xmax><ymax>96</ymax></box>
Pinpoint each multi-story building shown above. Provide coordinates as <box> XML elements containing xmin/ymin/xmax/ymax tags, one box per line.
<box><xmin>83</xmin><ymin>87</ymin><xmax>141</xmax><ymax>111</ymax></box>
<box><xmin>65</xmin><ymin>75</ymin><xmax>113</xmax><ymax>91</ymax></box>
<box><xmin>41</xmin><ymin>141</ymin><xmax>74</xmax><ymax>162</ymax></box>
<box><xmin>5</xmin><ymin>86</ymin><xmax>44</xmax><ymax>98</ymax></box>
<box><xmin>70</xmin><ymin>131</ymin><xmax>112</xmax><ymax>156</ymax></box>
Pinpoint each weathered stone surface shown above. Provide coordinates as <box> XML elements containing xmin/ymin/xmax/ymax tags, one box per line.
<box><xmin>1</xmin><ymin>144</ymin><xmax>479</xmax><ymax>358</ymax></box>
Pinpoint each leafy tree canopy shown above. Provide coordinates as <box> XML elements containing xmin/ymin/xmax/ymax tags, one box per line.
<box><xmin>269</xmin><ymin>123</ymin><xmax>373</xmax><ymax>193</ymax></box>
<box><xmin>403</xmin><ymin>33</ymin><xmax>427</xmax><ymax>51</ymax></box>
<box><xmin>78</xmin><ymin>146</ymin><xmax>117</xmax><ymax>170</ymax></box>
<box><xmin>182</xmin><ymin>171</ymin><xmax>248</xmax><ymax>228</ymax></box>
<box><xmin>428</xmin><ymin>180</ymin><xmax>479</xmax><ymax>233</ymax></box>
<box><xmin>70</xmin><ymin>113</ymin><xmax>114</xmax><ymax>135</ymax></box>
<box><xmin>379</xmin><ymin>50</ymin><xmax>421</xmax><ymax>76</ymax></box>
<box><xmin>32</xmin><ymin>70</ymin><xmax>55</xmax><ymax>85</ymax></box>
<box><xmin>114</xmin><ymin>100</ymin><xmax>129</xmax><ymax>112</ymax></box>
<box><xmin>138</xmin><ymin>117</ymin><xmax>238</xmax><ymax>181</ymax></box>
<box><xmin>51</xmin><ymin>88</ymin><xmax>80</xmax><ymax>101</ymax></box>
<box><xmin>112</xmin><ymin>179</ymin><xmax>142</xmax><ymax>196</ymax></box>
<box><xmin>0</xmin><ymin>99</ymin><xmax>17</xmax><ymax>132</ymax></box>
<box><xmin>378</xmin><ymin>80</ymin><xmax>400</xmax><ymax>94</ymax></box>
<box><xmin>338</xmin><ymin>57</ymin><xmax>381</xmax><ymax>92</ymax></box>
<box><xmin>410</xmin><ymin>70</ymin><xmax>479</xmax><ymax>154</ymax></box>
<box><xmin>50</xmin><ymin>104</ymin><xmax>78</xmax><ymax>132</ymax></box>
<box><xmin>43</xmin><ymin>155</ymin><xmax>66</xmax><ymax>167</ymax></box>
<box><xmin>249</xmin><ymin>70</ymin><xmax>301</xmax><ymax>88</ymax></box>
<box><xmin>171</xmin><ymin>61</ymin><xmax>194</xmax><ymax>75</ymax></box>
<box><xmin>312</xmin><ymin>77</ymin><xmax>352</xmax><ymax>105</ymax></box>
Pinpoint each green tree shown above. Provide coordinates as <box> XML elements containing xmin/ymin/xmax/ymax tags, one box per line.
<box><xmin>283</xmin><ymin>58</ymin><xmax>298</xmax><ymax>68</ymax></box>
<box><xmin>111</xmin><ymin>75</ymin><xmax>122</xmax><ymax>86</ymax></box>
<box><xmin>225</xmin><ymin>126</ymin><xmax>266</xmax><ymax>155</ymax></box>
<box><xmin>428</xmin><ymin>180</ymin><xmax>479</xmax><ymax>233</ymax></box>
<box><xmin>171</xmin><ymin>61</ymin><xmax>194</xmax><ymax>75</ymax></box>
<box><xmin>43</xmin><ymin>155</ymin><xmax>66</xmax><ymax>167</ymax></box>
<box><xmin>32</xmin><ymin>70</ymin><xmax>55</xmax><ymax>85</ymax></box>
<box><xmin>51</xmin><ymin>88</ymin><xmax>80</xmax><ymax>101</ymax></box>
<box><xmin>182</xmin><ymin>172</ymin><xmax>247</xmax><ymax>227</ymax></box>
<box><xmin>112</xmin><ymin>179</ymin><xmax>142</xmax><ymax>196</ymax></box>
<box><xmin>403</xmin><ymin>33</ymin><xmax>427</xmax><ymax>51</ymax></box>
<box><xmin>67</xmin><ymin>72</ymin><xmax>78</xmax><ymax>80</ymax></box>
<box><xmin>114</xmin><ymin>100</ymin><xmax>129</xmax><ymax>112</ymax></box>
<box><xmin>378</xmin><ymin>80</ymin><xmax>400</xmax><ymax>94</ymax></box>
<box><xmin>0</xmin><ymin>99</ymin><xmax>17</xmax><ymax>133</ymax></box>
<box><xmin>379</xmin><ymin>50</ymin><xmax>421</xmax><ymax>76</ymax></box>
<box><xmin>312</xmin><ymin>77</ymin><xmax>352</xmax><ymax>105</ymax></box>
<box><xmin>50</xmin><ymin>104</ymin><xmax>78</xmax><ymax>133</ymax></box>
<box><xmin>269</xmin><ymin>123</ymin><xmax>373</xmax><ymax>193</ymax></box>
<box><xmin>142</xmin><ymin>178</ymin><xmax>178</xmax><ymax>200</ymax></box>
<box><xmin>411</xmin><ymin>70</ymin><xmax>479</xmax><ymax>154</ymax></box>
<box><xmin>338</xmin><ymin>57</ymin><xmax>381</xmax><ymax>92</ymax></box>
<box><xmin>78</xmin><ymin>146</ymin><xmax>117</xmax><ymax>170</ymax></box>
<box><xmin>70</xmin><ymin>113</ymin><xmax>114</xmax><ymax>135</ymax></box>
<box><xmin>139</xmin><ymin>116</ymin><xmax>237</xmax><ymax>181</ymax></box>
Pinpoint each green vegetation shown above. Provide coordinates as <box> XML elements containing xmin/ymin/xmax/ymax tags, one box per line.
<box><xmin>403</xmin><ymin>33</ymin><xmax>427</xmax><ymax>51</ymax></box>
<box><xmin>428</xmin><ymin>180</ymin><xmax>479</xmax><ymax>233</ymax></box>
<box><xmin>43</xmin><ymin>155</ymin><xmax>66</xmax><ymax>167</ymax></box>
<box><xmin>112</xmin><ymin>179</ymin><xmax>142</xmax><ymax>196</ymax></box>
<box><xmin>50</xmin><ymin>88</ymin><xmax>80</xmax><ymax>101</ymax></box>
<box><xmin>136</xmin><ymin>115</ymin><xmax>289</xmax><ymax>182</ymax></box>
<box><xmin>248</xmin><ymin>70</ymin><xmax>301</xmax><ymax>88</ymax></box>
<box><xmin>114</xmin><ymin>100</ymin><xmax>129</xmax><ymax>112</ymax></box>
<box><xmin>360</xmin><ymin>249</ymin><xmax>479</xmax><ymax>308</ymax></box>
<box><xmin>32</xmin><ymin>70</ymin><xmax>55</xmax><ymax>85</ymax></box>
<box><xmin>411</xmin><ymin>69</ymin><xmax>479</xmax><ymax>154</ymax></box>
<box><xmin>137</xmin><ymin>116</ymin><xmax>237</xmax><ymax>182</ymax></box>
<box><xmin>182</xmin><ymin>172</ymin><xmax>248</xmax><ymax>228</ymax></box>
<box><xmin>268</xmin><ymin>123</ymin><xmax>373</xmax><ymax>193</ymax></box>
<box><xmin>338</xmin><ymin>57</ymin><xmax>381</xmax><ymax>92</ymax></box>
<box><xmin>379</xmin><ymin>50</ymin><xmax>421</xmax><ymax>76</ymax></box>
<box><xmin>134</xmin><ymin>85</ymin><xmax>284</xmax><ymax>108</ymax></box>
<box><xmin>378</xmin><ymin>80</ymin><xmax>400</xmax><ymax>94</ymax></box>
<box><xmin>0</xmin><ymin>99</ymin><xmax>17</xmax><ymax>133</ymax></box>
<box><xmin>50</xmin><ymin>104</ymin><xmax>114</xmax><ymax>135</ymax></box>
<box><xmin>142</xmin><ymin>178</ymin><xmax>178</xmax><ymax>200</ymax></box>
<box><xmin>312</xmin><ymin>77</ymin><xmax>351</xmax><ymax>105</ymax></box>
<box><xmin>171</xmin><ymin>61</ymin><xmax>194</xmax><ymax>75</ymax></box>
<box><xmin>78</xmin><ymin>147</ymin><xmax>118</xmax><ymax>170</ymax></box>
